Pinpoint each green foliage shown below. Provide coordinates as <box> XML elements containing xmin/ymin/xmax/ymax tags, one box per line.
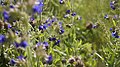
<box><xmin>0</xmin><ymin>0</ymin><xmax>120</xmax><ymax>67</ymax></box>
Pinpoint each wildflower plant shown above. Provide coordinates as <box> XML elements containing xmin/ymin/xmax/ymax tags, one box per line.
<box><xmin>0</xmin><ymin>0</ymin><xmax>120</xmax><ymax>67</ymax></box>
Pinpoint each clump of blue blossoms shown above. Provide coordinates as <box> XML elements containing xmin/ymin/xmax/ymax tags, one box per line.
<box><xmin>14</xmin><ymin>40</ymin><xmax>28</xmax><ymax>48</ymax></box>
<box><xmin>110</xmin><ymin>28</ymin><xmax>120</xmax><ymax>38</ymax></box>
<box><xmin>59</xmin><ymin>0</ymin><xmax>64</xmax><ymax>4</ymax></box>
<box><xmin>3</xmin><ymin>11</ymin><xmax>9</xmax><ymax>22</ymax></box>
<box><xmin>46</xmin><ymin>54</ymin><xmax>53</xmax><ymax>64</ymax></box>
<box><xmin>110</xmin><ymin>1</ymin><xmax>117</xmax><ymax>10</ymax></box>
<box><xmin>0</xmin><ymin>34</ymin><xmax>6</xmax><ymax>44</ymax></box>
<box><xmin>32</xmin><ymin>0</ymin><xmax>44</xmax><ymax>14</ymax></box>
<box><xmin>10</xmin><ymin>59</ymin><xmax>16</xmax><ymax>65</ymax></box>
<box><xmin>111</xmin><ymin>31</ymin><xmax>120</xmax><ymax>38</ymax></box>
<box><xmin>59</xmin><ymin>22</ymin><xmax>64</xmax><ymax>34</ymax></box>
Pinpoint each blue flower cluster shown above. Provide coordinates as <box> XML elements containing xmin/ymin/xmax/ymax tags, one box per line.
<box><xmin>59</xmin><ymin>0</ymin><xmax>64</xmax><ymax>4</ymax></box>
<box><xmin>46</xmin><ymin>54</ymin><xmax>52</xmax><ymax>64</ymax></box>
<box><xmin>10</xmin><ymin>59</ymin><xmax>16</xmax><ymax>65</ymax></box>
<box><xmin>64</xmin><ymin>10</ymin><xmax>77</xmax><ymax>18</ymax></box>
<box><xmin>110</xmin><ymin>1</ymin><xmax>117</xmax><ymax>10</ymax></box>
<box><xmin>32</xmin><ymin>0</ymin><xmax>44</xmax><ymax>14</ymax></box>
<box><xmin>3</xmin><ymin>11</ymin><xmax>9</xmax><ymax>22</ymax></box>
<box><xmin>59</xmin><ymin>22</ymin><xmax>64</xmax><ymax>34</ymax></box>
<box><xmin>112</xmin><ymin>31</ymin><xmax>120</xmax><ymax>38</ymax></box>
<box><xmin>35</xmin><ymin>41</ymin><xmax>49</xmax><ymax>50</ymax></box>
<box><xmin>14</xmin><ymin>40</ymin><xmax>28</xmax><ymax>48</ymax></box>
<box><xmin>10</xmin><ymin>55</ymin><xmax>26</xmax><ymax>65</ymax></box>
<box><xmin>110</xmin><ymin>28</ymin><xmax>120</xmax><ymax>38</ymax></box>
<box><xmin>39</xmin><ymin>17</ymin><xmax>57</xmax><ymax>31</ymax></box>
<box><xmin>0</xmin><ymin>34</ymin><xmax>6</xmax><ymax>44</ymax></box>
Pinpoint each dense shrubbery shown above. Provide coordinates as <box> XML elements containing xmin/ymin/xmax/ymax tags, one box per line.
<box><xmin>0</xmin><ymin>0</ymin><xmax>120</xmax><ymax>67</ymax></box>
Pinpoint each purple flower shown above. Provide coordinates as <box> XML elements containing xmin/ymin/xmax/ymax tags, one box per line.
<box><xmin>43</xmin><ymin>42</ymin><xmax>49</xmax><ymax>49</ymax></box>
<box><xmin>66</xmin><ymin>10</ymin><xmax>71</xmax><ymax>14</ymax></box>
<box><xmin>64</xmin><ymin>14</ymin><xmax>69</xmax><ymax>18</ymax></box>
<box><xmin>113</xmin><ymin>15</ymin><xmax>118</xmax><ymax>19</ymax></box>
<box><xmin>48</xmin><ymin>37</ymin><xmax>56</xmax><ymax>41</ymax></box>
<box><xmin>30</xmin><ymin>16</ymin><xmax>34</xmax><ymax>22</ymax></box>
<box><xmin>20</xmin><ymin>41</ymin><xmax>28</xmax><ymax>48</ymax></box>
<box><xmin>10</xmin><ymin>59</ymin><xmax>16</xmax><ymax>65</ymax></box>
<box><xmin>47</xmin><ymin>23</ymin><xmax>52</xmax><ymax>27</ymax></box>
<box><xmin>14</xmin><ymin>42</ymin><xmax>19</xmax><ymax>48</ymax></box>
<box><xmin>10</xmin><ymin>5</ymin><xmax>14</xmax><ymax>8</ymax></box>
<box><xmin>112</xmin><ymin>31</ymin><xmax>120</xmax><ymax>38</ymax></box>
<box><xmin>32</xmin><ymin>1</ymin><xmax>44</xmax><ymax>14</ymax></box>
<box><xmin>45</xmin><ymin>18</ymin><xmax>50</xmax><ymax>23</ymax></box>
<box><xmin>50</xmin><ymin>18</ymin><xmax>57</xmax><ymax>23</ymax></box>
<box><xmin>110</xmin><ymin>28</ymin><xmax>113</xmax><ymax>31</ymax></box>
<box><xmin>17</xmin><ymin>55</ymin><xmax>25</xmax><ymax>60</ymax></box>
<box><xmin>43</xmin><ymin>42</ymin><xmax>49</xmax><ymax>46</ymax></box>
<box><xmin>54</xmin><ymin>40</ymin><xmax>60</xmax><ymax>45</ymax></box>
<box><xmin>71</xmin><ymin>12</ymin><xmax>76</xmax><ymax>16</ymax></box>
<box><xmin>59</xmin><ymin>29</ymin><xmax>64</xmax><ymax>34</ymax></box>
<box><xmin>39</xmin><ymin>25</ymin><xmax>43</xmax><ymax>30</ymax></box>
<box><xmin>8</xmin><ymin>23</ymin><xmax>12</xmax><ymax>28</ymax></box>
<box><xmin>43</xmin><ymin>24</ymin><xmax>48</xmax><ymax>29</ymax></box>
<box><xmin>46</xmin><ymin>54</ymin><xmax>53</xmax><ymax>64</ymax></box>
<box><xmin>0</xmin><ymin>34</ymin><xmax>6</xmax><ymax>44</ymax></box>
<box><xmin>104</xmin><ymin>14</ymin><xmax>109</xmax><ymax>19</ymax></box>
<box><xmin>15</xmin><ymin>31</ymin><xmax>19</xmax><ymax>35</ymax></box>
<box><xmin>110</xmin><ymin>1</ymin><xmax>116</xmax><ymax>10</ymax></box>
<box><xmin>59</xmin><ymin>22</ymin><xmax>64</xmax><ymax>34</ymax></box>
<box><xmin>3</xmin><ymin>11</ymin><xmax>9</xmax><ymax>21</ymax></box>
<box><xmin>77</xmin><ymin>16</ymin><xmax>82</xmax><ymax>20</ymax></box>
<box><xmin>59</xmin><ymin>22</ymin><xmax>62</xmax><ymax>25</ymax></box>
<box><xmin>59</xmin><ymin>0</ymin><xmax>64</xmax><ymax>4</ymax></box>
<box><xmin>92</xmin><ymin>25</ymin><xmax>97</xmax><ymax>28</ymax></box>
<box><xmin>36</xmin><ymin>42</ymin><xmax>41</xmax><ymax>47</ymax></box>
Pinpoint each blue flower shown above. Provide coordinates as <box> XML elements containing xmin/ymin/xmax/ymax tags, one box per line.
<box><xmin>59</xmin><ymin>29</ymin><xmax>64</xmax><ymax>34</ymax></box>
<box><xmin>39</xmin><ymin>25</ymin><xmax>43</xmax><ymax>30</ymax></box>
<box><xmin>71</xmin><ymin>12</ymin><xmax>76</xmax><ymax>16</ymax></box>
<box><xmin>43</xmin><ymin>24</ymin><xmax>48</xmax><ymax>29</ymax></box>
<box><xmin>45</xmin><ymin>18</ymin><xmax>50</xmax><ymax>23</ymax></box>
<box><xmin>15</xmin><ymin>31</ymin><xmax>19</xmax><ymax>35</ymax></box>
<box><xmin>20</xmin><ymin>41</ymin><xmax>28</xmax><ymax>48</ymax></box>
<box><xmin>46</xmin><ymin>54</ymin><xmax>53</xmax><ymax>64</ymax></box>
<box><xmin>59</xmin><ymin>22</ymin><xmax>62</xmax><ymax>25</ymax></box>
<box><xmin>110</xmin><ymin>1</ymin><xmax>116</xmax><ymax>10</ymax></box>
<box><xmin>43</xmin><ymin>42</ymin><xmax>49</xmax><ymax>49</ymax></box>
<box><xmin>32</xmin><ymin>1</ymin><xmax>44</xmax><ymax>14</ymax></box>
<box><xmin>112</xmin><ymin>31</ymin><xmax>120</xmax><ymax>38</ymax></box>
<box><xmin>59</xmin><ymin>22</ymin><xmax>64</xmax><ymax>34</ymax></box>
<box><xmin>104</xmin><ymin>14</ymin><xmax>109</xmax><ymax>19</ymax></box>
<box><xmin>17</xmin><ymin>55</ymin><xmax>25</xmax><ymax>60</ymax></box>
<box><xmin>110</xmin><ymin>28</ymin><xmax>113</xmax><ymax>31</ymax></box>
<box><xmin>47</xmin><ymin>23</ymin><xmax>52</xmax><ymax>27</ymax></box>
<box><xmin>48</xmin><ymin>37</ymin><xmax>56</xmax><ymax>41</ymax></box>
<box><xmin>77</xmin><ymin>16</ymin><xmax>82</xmax><ymax>20</ymax></box>
<box><xmin>50</xmin><ymin>18</ymin><xmax>57</xmax><ymax>23</ymax></box>
<box><xmin>3</xmin><ymin>11</ymin><xmax>9</xmax><ymax>21</ymax></box>
<box><xmin>14</xmin><ymin>42</ymin><xmax>20</xmax><ymax>48</ymax></box>
<box><xmin>30</xmin><ymin>16</ymin><xmax>34</xmax><ymax>22</ymax></box>
<box><xmin>0</xmin><ymin>34</ymin><xmax>6</xmax><ymax>44</ymax></box>
<box><xmin>8</xmin><ymin>23</ymin><xmax>12</xmax><ymax>29</ymax></box>
<box><xmin>36</xmin><ymin>42</ymin><xmax>41</xmax><ymax>47</ymax></box>
<box><xmin>92</xmin><ymin>25</ymin><xmax>97</xmax><ymax>28</ymax></box>
<box><xmin>10</xmin><ymin>59</ymin><xmax>16</xmax><ymax>65</ymax></box>
<box><xmin>54</xmin><ymin>40</ymin><xmax>60</xmax><ymax>45</ymax></box>
<box><xmin>66</xmin><ymin>10</ymin><xmax>70</xmax><ymax>14</ymax></box>
<box><xmin>10</xmin><ymin>5</ymin><xmax>14</xmax><ymax>8</ymax></box>
<box><xmin>64</xmin><ymin>14</ymin><xmax>69</xmax><ymax>18</ymax></box>
<box><xmin>43</xmin><ymin>42</ymin><xmax>49</xmax><ymax>47</ymax></box>
<box><xmin>59</xmin><ymin>0</ymin><xmax>64</xmax><ymax>4</ymax></box>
